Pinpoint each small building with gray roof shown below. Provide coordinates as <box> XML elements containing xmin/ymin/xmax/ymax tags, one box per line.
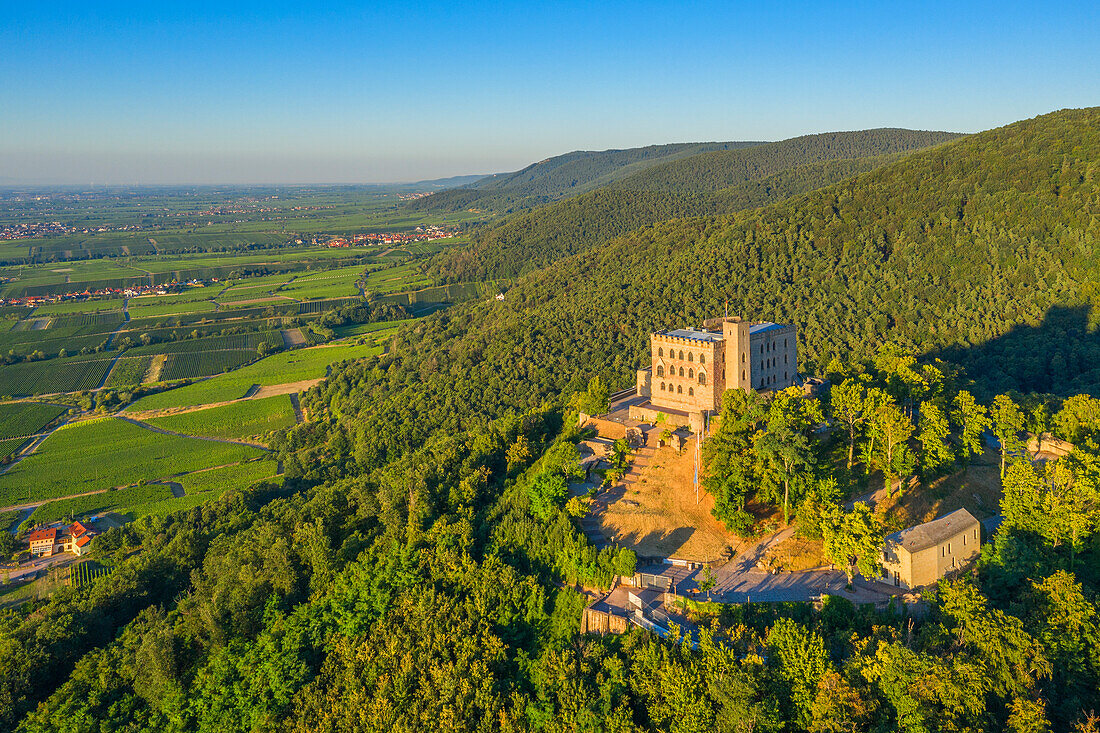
<box><xmin>879</xmin><ymin>508</ymin><xmax>981</xmax><ymax>590</ymax></box>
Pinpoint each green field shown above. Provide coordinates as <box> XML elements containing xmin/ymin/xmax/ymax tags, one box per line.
<box><xmin>104</xmin><ymin>355</ymin><xmax>153</xmax><ymax>387</ymax></box>
<box><xmin>21</xmin><ymin>458</ymin><xmax>278</xmax><ymax>523</ymax></box>
<box><xmin>0</xmin><ymin>402</ymin><xmax>68</xmax><ymax>440</ymax></box>
<box><xmin>129</xmin><ymin>338</ymin><xmax>388</xmax><ymax>410</ymax></box>
<box><xmin>147</xmin><ymin>396</ymin><xmax>296</xmax><ymax>440</ymax></box>
<box><xmin>0</xmin><ymin>417</ymin><xmax>266</xmax><ymax>506</ymax></box>
<box><xmin>0</xmin><ymin>355</ymin><xmax>115</xmax><ymax>397</ymax></box>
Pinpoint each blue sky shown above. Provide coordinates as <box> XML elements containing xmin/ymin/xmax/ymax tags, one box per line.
<box><xmin>2</xmin><ymin>1</ymin><xmax>1097</xmax><ymax>184</ymax></box>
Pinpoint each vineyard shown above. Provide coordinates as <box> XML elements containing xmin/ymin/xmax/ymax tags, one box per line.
<box><xmin>160</xmin><ymin>349</ymin><xmax>261</xmax><ymax>380</ymax></box>
<box><xmin>0</xmin><ymin>356</ymin><xmax>113</xmax><ymax>397</ymax></box>
<box><xmin>68</xmin><ymin>561</ymin><xmax>112</xmax><ymax>588</ymax></box>
<box><xmin>45</xmin><ymin>311</ymin><xmax>126</xmax><ymax>329</ymax></box>
<box><xmin>147</xmin><ymin>395</ymin><xmax>296</xmax><ymax>440</ymax></box>
<box><xmin>0</xmin><ymin>438</ymin><xmax>28</xmax><ymax>461</ymax></box>
<box><xmin>104</xmin><ymin>355</ymin><xmax>154</xmax><ymax>387</ymax></box>
<box><xmin>26</xmin><ymin>482</ymin><xmax>175</xmax><ymax>525</ymax></box>
<box><xmin>0</xmin><ymin>417</ymin><xmax>266</xmax><ymax>505</ymax></box>
<box><xmin>0</xmin><ymin>402</ymin><xmax>68</xmax><ymax>440</ymax></box>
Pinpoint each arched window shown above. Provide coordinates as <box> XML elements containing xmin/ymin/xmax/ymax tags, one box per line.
<box><xmin>699</xmin><ymin>354</ymin><xmax>705</xmax><ymax>364</ymax></box>
<box><xmin>688</xmin><ymin>387</ymin><xmax>694</xmax><ymax>396</ymax></box>
<box><xmin>784</xmin><ymin>338</ymin><xmax>788</xmax><ymax>348</ymax></box>
<box><xmin>679</xmin><ymin>350</ymin><xmax>684</xmax><ymax>360</ymax></box>
<box><xmin>784</xmin><ymin>372</ymin><xmax>788</xmax><ymax>381</ymax></box>
<box><xmin>688</xmin><ymin>368</ymin><xmax>694</xmax><ymax>378</ymax></box>
<box><xmin>741</xmin><ymin>370</ymin><xmax>745</xmax><ymax>381</ymax></box>
<box><xmin>656</xmin><ymin>365</ymin><xmax>664</xmax><ymax>377</ymax></box>
<box><xmin>760</xmin><ymin>361</ymin><xmax>764</xmax><ymax>371</ymax></box>
<box><xmin>687</xmin><ymin>352</ymin><xmax>693</xmax><ymax>363</ymax></box>
<box><xmin>660</xmin><ymin>382</ymin><xmax>666</xmax><ymax>391</ymax></box>
<box><xmin>699</xmin><ymin>372</ymin><xmax>706</xmax><ymax>385</ymax></box>
<box><xmin>679</xmin><ymin>367</ymin><xmax>685</xmax><ymax>377</ymax></box>
<box><xmin>658</xmin><ymin>347</ymin><xmax>663</xmax><ymax>358</ymax></box>
<box><xmin>760</xmin><ymin>345</ymin><xmax>764</xmax><ymax>354</ymax></box>
<box><xmin>677</xmin><ymin>385</ymin><xmax>682</xmax><ymax>394</ymax></box>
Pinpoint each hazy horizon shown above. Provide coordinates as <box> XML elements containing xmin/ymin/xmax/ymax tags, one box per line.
<box><xmin>2</xmin><ymin>1</ymin><xmax>1097</xmax><ymax>185</ymax></box>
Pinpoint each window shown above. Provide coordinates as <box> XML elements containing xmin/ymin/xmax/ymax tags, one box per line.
<box><xmin>741</xmin><ymin>353</ymin><xmax>745</xmax><ymax>363</ymax></box>
<box><xmin>688</xmin><ymin>368</ymin><xmax>694</xmax><ymax>378</ymax></box>
<box><xmin>760</xmin><ymin>345</ymin><xmax>764</xmax><ymax>354</ymax></box>
<box><xmin>760</xmin><ymin>361</ymin><xmax>764</xmax><ymax>371</ymax></box>
<box><xmin>699</xmin><ymin>373</ymin><xmax>706</xmax><ymax>385</ymax></box>
<box><xmin>658</xmin><ymin>347</ymin><xmax>663</xmax><ymax>358</ymax></box>
<box><xmin>942</xmin><ymin>547</ymin><xmax>946</xmax><ymax>557</ymax></box>
<box><xmin>784</xmin><ymin>372</ymin><xmax>788</xmax><ymax>380</ymax></box>
<box><xmin>974</xmin><ymin>529</ymin><xmax>978</xmax><ymax>540</ymax></box>
<box><xmin>679</xmin><ymin>350</ymin><xmax>684</xmax><ymax>360</ymax></box>
<box><xmin>677</xmin><ymin>385</ymin><xmax>682</xmax><ymax>394</ymax></box>
<box><xmin>688</xmin><ymin>387</ymin><xmax>694</xmax><ymax>396</ymax></box>
<box><xmin>784</xmin><ymin>354</ymin><xmax>788</xmax><ymax>364</ymax></box>
<box><xmin>656</xmin><ymin>366</ymin><xmax>664</xmax><ymax>377</ymax></box>
<box><xmin>679</xmin><ymin>367</ymin><xmax>685</xmax><ymax>377</ymax></box>
<box><xmin>688</xmin><ymin>352</ymin><xmax>693</xmax><ymax>363</ymax></box>
<box><xmin>700</xmin><ymin>354</ymin><xmax>705</xmax><ymax>364</ymax></box>
<box><xmin>784</xmin><ymin>338</ymin><xmax>788</xmax><ymax>348</ymax></box>
<box><xmin>741</xmin><ymin>370</ymin><xmax>745</xmax><ymax>381</ymax></box>
<box><xmin>660</xmin><ymin>382</ymin><xmax>666</xmax><ymax>391</ymax></box>
<box><xmin>948</xmin><ymin>543</ymin><xmax>951</xmax><ymax>554</ymax></box>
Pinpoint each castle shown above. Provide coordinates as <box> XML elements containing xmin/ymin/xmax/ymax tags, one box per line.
<box><xmin>635</xmin><ymin>316</ymin><xmax>798</xmax><ymax>416</ymax></box>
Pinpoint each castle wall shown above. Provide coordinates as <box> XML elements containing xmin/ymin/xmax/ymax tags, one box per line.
<box><xmin>746</xmin><ymin>324</ymin><xmax>798</xmax><ymax>391</ymax></box>
<box><xmin>650</xmin><ymin>332</ymin><xmax>722</xmax><ymax>413</ymax></box>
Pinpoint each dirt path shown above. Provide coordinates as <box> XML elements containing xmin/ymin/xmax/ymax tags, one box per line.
<box><xmin>289</xmin><ymin>393</ymin><xmax>305</xmax><ymax>424</ymax></box>
<box><xmin>114</xmin><ymin>415</ymin><xmax>270</xmax><ymax>450</ymax></box>
<box><xmin>125</xmin><ymin>379</ymin><xmax>323</xmax><ymax>421</ymax></box>
<box><xmin>143</xmin><ymin>354</ymin><xmax>166</xmax><ymax>384</ymax></box>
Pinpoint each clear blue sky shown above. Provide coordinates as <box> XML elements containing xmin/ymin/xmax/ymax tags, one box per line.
<box><xmin>2</xmin><ymin>1</ymin><xmax>1097</xmax><ymax>184</ymax></box>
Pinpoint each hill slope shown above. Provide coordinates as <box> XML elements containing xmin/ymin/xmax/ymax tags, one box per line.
<box><xmin>406</xmin><ymin>141</ymin><xmax>762</xmax><ymax>213</ymax></box>
<box><xmin>434</xmin><ymin>129</ymin><xmax>963</xmax><ymax>279</ymax></box>
<box><xmin>344</xmin><ymin>108</ymin><xmax>1100</xmax><ymax>458</ymax></box>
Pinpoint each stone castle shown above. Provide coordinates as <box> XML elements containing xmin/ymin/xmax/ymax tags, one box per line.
<box><xmin>635</xmin><ymin>316</ymin><xmax>798</xmax><ymax>416</ymax></box>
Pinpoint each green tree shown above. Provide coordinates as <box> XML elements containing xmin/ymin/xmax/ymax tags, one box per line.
<box><xmin>697</xmin><ymin>565</ymin><xmax>717</xmax><ymax>601</ymax></box>
<box><xmin>829</xmin><ymin>377</ymin><xmax>868</xmax><ymax>469</ymax></box>
<box><xmin>952</xmin><ymin>390</ymin><xmax>990</xmax><ymax>462</ymax></box>
<box><xmin>867</xmin><ymin>396</ymin><xmax>914</xmax><ymax>495</ymax></box>
<box><xmin>527</xmin><ymin>471</ymin><xmax>569</xmax><ymax>520</ymax></box>
<box><xmin>992</xmin><ymin>394</ymin><xmax>1026</xmax><ymax>479</ymax></box>
<box><xmin>917</xmin><ymin>401</ymin><xmax>954</xmax><ymax>476</ymax></box>
<box><xmin>821</xmin><ymin>502</ymin><xmax>884</xmax><ymax>585</ymax></box>
<box><xmin>766</xmin><ymin>618</ymin><xmax>829</xmax><ymax>728</ymax></box>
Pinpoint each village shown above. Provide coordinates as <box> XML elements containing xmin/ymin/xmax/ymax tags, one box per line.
<box><xmin>573</xmin><ymin>315</ymin><xmax>1041</xmax><ymax>640</ymax></box>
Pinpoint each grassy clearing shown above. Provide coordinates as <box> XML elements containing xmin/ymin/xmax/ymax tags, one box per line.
<box><xmin>130</xmin><ymin>340</ymin><xmax>383</xmax><ymax>410</ymax></box>
<box><xmin>0</xmin><ymin>417</ymin><xmax>266</xmax><ymax>506</ymax></box>
<box><xmin>147</xmin><ymin>396</ymin><xmax>296</xmax><ymax>440</ymax></box>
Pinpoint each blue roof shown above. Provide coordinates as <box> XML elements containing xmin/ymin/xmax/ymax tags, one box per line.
<box><xmin>748</xmin><ymin>322</ymin><xmax>783</xmax><ymax>335</ymax></box>
<box><xmin>659</xmin><ymin>328</ymin><xmax>723</xmax><ymax>343</ymax></box>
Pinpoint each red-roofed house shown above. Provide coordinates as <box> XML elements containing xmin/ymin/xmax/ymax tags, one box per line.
<box><xmin>27</xmin><ymin>527</ymin><xmax>58</xmax><ymax>557</ymax></box>
<box><xmin>25</xmin><ymin>521</ymin><xmax>97</xmax><ymax>557</ymax></box>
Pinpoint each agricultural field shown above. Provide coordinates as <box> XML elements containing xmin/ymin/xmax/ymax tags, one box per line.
<box><xmin>129</xmin><ymin>338</ymin><xmax>389</xmax><ymax>410</ymax></box>
<box><xmin>362</xmin><ymin>261</ymin><xmax>433</xmax><ymax>293</ymax></box>
<box><xmin>0</xmin><ymin>438</ymin><xmax>29</xmax><ymax>461</ymax></box>
<box><xmin>0</xmin><ymin>417</ymin><xmax>266</xmax><ymax>506</ymax></box>
<box><xmin>22</xmin><ymin>455</ymin><xmax>275</xmax><ymax>523</ymax></box>
<box><xmin>0</xmin><ymin>355</ymin><xmax>114</xmax><ymax>397</ymax></box>
<box><xmin>104</xmin><ymin>355</ymin><xmax>154</xmax><ymax>387</ymax></box>
<box><xmin>0</xmin><ymin>402</ymin><xmax>68</xmax><ymax>440</ymax></box>
<box><xmin>146</xmin><ymin>395</ymin><xmax>296</xmax><ymax>440</ymax></box>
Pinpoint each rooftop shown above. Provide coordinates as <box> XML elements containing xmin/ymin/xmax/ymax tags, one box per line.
<box><xmin>657</xmin><ymin>328</ymin><xmax>724</xmax><ymax>343</ymax></box>
<box><xmin>748</xmin><ymin>322</ymin><xmax>784</xmax><ymax>335</ymax></box>
<box><xmin>886</xmin><ymin>508</ymin><xmax>979</xmax><ymax>553</ymax></box>
<box><xmin>27</xmin><ymin>527</ymin><xmax>57</xmax><ymax>543</ymax></box>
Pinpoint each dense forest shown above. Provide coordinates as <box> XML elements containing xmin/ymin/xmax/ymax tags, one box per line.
<box><xmin>431</xmin><ymin>129</ymin><xmax>962</xmax><ymax>280</ymax></box>
<box><xmin>2</xmin><ymin>108</ymin><xmax>1099</xmax><ymax>732</ymax></box>
<box><xmin>407</xmin><ymin>141</ymin><xmax>761</xmax><ymax>213</ymax></box>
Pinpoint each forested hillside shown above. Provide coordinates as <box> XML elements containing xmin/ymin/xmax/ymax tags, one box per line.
<box><xmin>433</xmin><ymin>129</ymin><xmax>963</xmax><ymax>279</ymax></box>
<box><xmin>407</xmin><ymin>141</ymin><xmax>762</xmax><ymax>213</ymax></box>
<box><xmin>4</xmin><ymin>109</ymin><xmax>1099</xmax><ymax>732</ymax></box>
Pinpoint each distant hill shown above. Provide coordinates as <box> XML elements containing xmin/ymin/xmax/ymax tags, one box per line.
<box><xmin>406</xmin><ymin>141</ymin><xmax>763</xmax><ymax>213</ymax></box>
<box><xmin>434</xmin><ymin>129</ymin><xmax>963</xmax><ymax>280</ymax></box>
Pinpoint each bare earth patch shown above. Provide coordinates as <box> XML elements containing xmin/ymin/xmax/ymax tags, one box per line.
<box><xmin>593</xmin><ymin>438</ymin><xmax>748</xmax><ymax>563</ymax></box>
<box><xmin>877</xmin><ymin>447</ymin><xmax>1003</xmax><ymax>532</ymax></box>
<box><xmin>761</xmin><ymin>534</ymin><xmax>827</xmax><ymax>572</ymax></box>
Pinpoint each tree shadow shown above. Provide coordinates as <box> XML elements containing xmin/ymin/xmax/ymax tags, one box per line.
<box><xmin>934</xmin><ymin>304</ymin><xmax>1100</xmax><ymax>398</ymax></box>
